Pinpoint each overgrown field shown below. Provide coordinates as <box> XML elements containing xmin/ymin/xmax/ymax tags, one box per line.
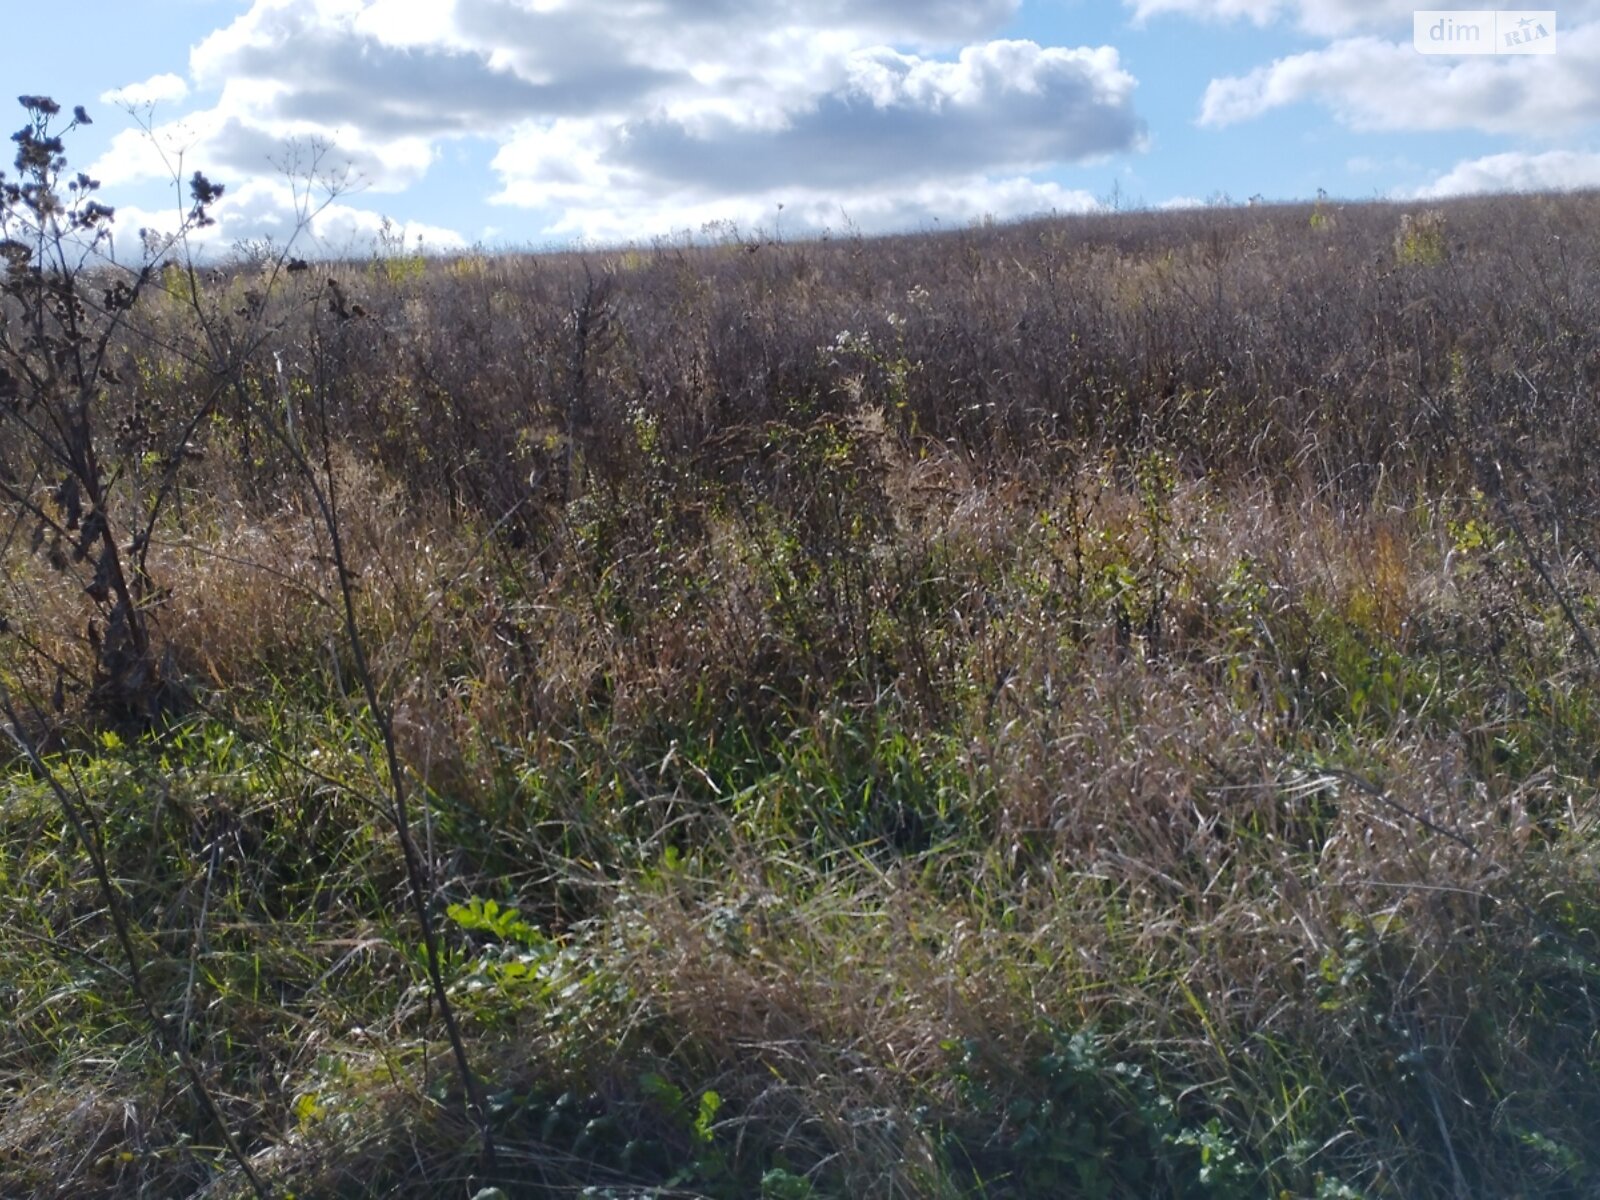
<box><xmin>4</xmin><ymin>106</ymin><xmax>1600</xmax><ymax>1198</ymax></box>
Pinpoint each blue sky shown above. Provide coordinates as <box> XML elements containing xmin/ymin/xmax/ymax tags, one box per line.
<box><xmin>13</xmin><ymin>1</ymin><xmax>1600</xmax><ymax>255</ymax></box>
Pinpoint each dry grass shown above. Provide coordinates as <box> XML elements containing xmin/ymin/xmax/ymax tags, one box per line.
<box><xmin>3</xmin><ymin>186</ymin><xmax>1600</xmax><ymax>1198</ymax></box>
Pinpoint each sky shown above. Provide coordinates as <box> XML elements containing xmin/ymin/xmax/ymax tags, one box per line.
<box><xmin>9</xmin><ymin>0</ymin><xmax>1600</xmax><ymax>257</ymax></box>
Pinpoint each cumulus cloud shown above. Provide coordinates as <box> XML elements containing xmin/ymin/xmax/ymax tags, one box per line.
<box><xmin>487</xmin><ymin>39</ymin><xmax>1139</xmax><ymax>238</ymax></box>
<box><xmin>1413</xmin><ymin>149</ymin><xmax>1600</xmax><ymax>196</ymax></box>
<box><xmin>601</xmin><ymin>44</ymin><xmax>1138</xmax><ymax>191</ymax></box>
<box><xmin>1125</xmin><ymin>0</ymin><xmax>1600</xmax><ymax>143</ymax></box>
<box><xmin>1199</xmin><ymin>22</ymin><xmax>1600</xmax><ymax>134</ymax></box>
<box><xmin>191</xmin><ymin>0</ymin><xmax>685</xmax><ymax>137</ymax></box>
<box><xmin>91</xmin><ymin>110</ymin><xmax>432</xmax><ymax>220</ymax></box>
<box><xmin>101</xmin><ymin>73</ymin><xmax>191</xmax><ymax>107</ymax></box>
<box><xmin>113</xmin><ymin>178</ymin><xmax>467</xmax><ymax>260</ymax></box>
<box><xmin>178</xmin><ymin>0</ymin><xmax>1034</xmax><ymax>152</ymax></box>
<box><xmin>672</xmin><ymin>0</ymin><xmax>1020</xmax><ymax>44</ymax></box>
<box><xmin>81</xmin><ymin>0</ymin><xmax>1143</xmax><ymax>249</ymax></box>
<box><xmin>1129</xmin><ymin>0</ymin><xmax>1600</xmax><ymax>36</ymax></box>
<box><xmin>537</xmin><ymin>174</ymin><xmax>1099</xmax><ymax>246</ymax></box>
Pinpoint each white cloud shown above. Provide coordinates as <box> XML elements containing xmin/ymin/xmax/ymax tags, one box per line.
<box><xmin>307</xmin><ymin>206</ymin><xmax>469</xmax><ymax>254</ymax></box>
<box><xmin>1129</xmin><ymin>0</ymin><xmax>1600</xmax><ymax>36</ymax></box>
<box><xmin>111</xmin><ymin>178</ymin><xmax>466</xmax><ymax>261</ymax></box>
<box><xmin>487</xmin><ymin>39</ymin><xmax>1140</xmax><ymax>240</ymax></box>
<box><xmin>523</xmin><ymin>174</ymin><xmax>1098</xmax><ymax>246</ymax></box>
<box><xmin>599</xmin><ymin>43</ymin><xmax>1138</xmax><ymax>191</ymax></box>
<box><xmin>89</xmin><ymin>91</ymin><xmax>436</xmax><ymax>200</ymax></box>
<box><xmin>1128</xmin><ymin>0</ymin><xmax>1288</xmax><ymax>28</ymax></box>
<box><xmin>1199</xmin><ymin>22</ymin><xmax>1600</xmax><ymax>134</ymax></box>
<box><xmin>101</xmin><ymin>73</ymin><xmax>192</xmax><ymax>107</ymax></box>
<box><xmin>1413</xmin><ymin>149</ymin><xmax>1600</xmax><ymax>196</ymax></box>
<box><xmin>79</xmin><ymin>0</ymin><xmax>1144</xmax><ymax>248</ymax></box>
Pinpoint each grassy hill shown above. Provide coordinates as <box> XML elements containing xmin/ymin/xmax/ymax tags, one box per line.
<box><xmin>3</xmin><ymin>106</ymin><xmax>1600</xmax><ymax>1197</ymax></box>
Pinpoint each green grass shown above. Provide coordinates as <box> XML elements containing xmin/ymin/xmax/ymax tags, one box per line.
<box><xmin>4</xmin><ymin>468</ymin><xmax>1598</xmax><ymax>1198</ymax></box>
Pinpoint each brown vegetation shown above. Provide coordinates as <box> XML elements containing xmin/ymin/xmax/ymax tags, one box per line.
<box><xmin>3</xmin><ymin>97</ymin><xmax>1600</xmax><ymax>1198</ymax></box>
